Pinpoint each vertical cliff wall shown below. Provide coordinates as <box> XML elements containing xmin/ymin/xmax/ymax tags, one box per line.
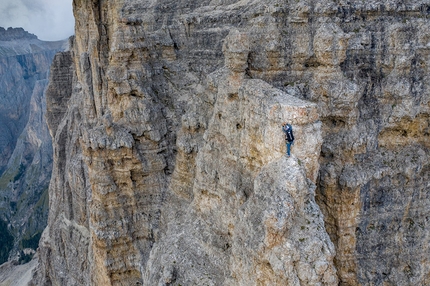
<box><xmin>34</xmin><ymin>0</ymin><xmax>430</xmax><ymax>285</ymax></box>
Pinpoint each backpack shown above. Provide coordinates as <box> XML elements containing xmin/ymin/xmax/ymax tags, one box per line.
<box><xmin>284</xmin><ymin>124</ymin><xmax>294</xmax><ymax>142</ymax></box>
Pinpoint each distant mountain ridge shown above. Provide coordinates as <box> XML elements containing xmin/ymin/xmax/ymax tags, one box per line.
<box><xmin>0</xmin><ymin>27</ymin><xmax>37</xmax><ymax>41</ymax></box>
<box><xmin>0</xmin><ymin>27</ymin><xmax>67</xmax><ymax>264</ymax></box>
<box><xmin>0</xmin><ymin>27</ymin><xmax>67</xmax><ymax>57</ymax></box>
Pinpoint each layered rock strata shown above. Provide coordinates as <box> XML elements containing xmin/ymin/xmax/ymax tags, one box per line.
<box><xmin>34</xmin><ymin>0</ymin><xmax>430</xmax><ymax>285</ymax></box>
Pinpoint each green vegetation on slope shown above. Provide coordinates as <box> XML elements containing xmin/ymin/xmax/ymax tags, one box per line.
<box><xmin>0</xmin><ymin>219</ymin><xmax>13</xmax><ymax>264</ymax></box>
<box><xmin>21</xmin><ymin>232</ymin><xmax>42</xmax><ymax>250</ymax></box>
<box><xmin>13</xmin><ymin>163</ymin><xmax>26</xmax><ymax>182</ymax></box>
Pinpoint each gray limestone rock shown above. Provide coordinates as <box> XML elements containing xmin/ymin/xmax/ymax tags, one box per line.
<box><xmin>32</xmin><ymin>0</ymin><xmax>430</xmax><ymax>285</ymax></box>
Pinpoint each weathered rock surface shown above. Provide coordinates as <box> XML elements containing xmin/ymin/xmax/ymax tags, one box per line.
<box><xmin>144</xmin><ymin>31</ymin><xmax>334</xmax><ymax>285</ymax></box>
<box><xmin>34</xmin><ymin>47</ymin><xmax>93</xmax><ymax>286</ymax></box>
<box><xmin>0</xmin><ymin>28</ymin><xmax>66</xmax><ymax>264</ymax></box>
<box><xmin>34</xmin><ymin>0</ymin><xmax>430</xmax><ymax>285</ymax></box>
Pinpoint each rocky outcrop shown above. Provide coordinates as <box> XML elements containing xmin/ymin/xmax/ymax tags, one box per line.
<box><xmin>144</xmin><ymin>31</ymin><xmax>335</xmax><ymax>285</ymax></box>
<box><xmin>0</xmin><ymin>28</ymin><xmax>66</xmax><ymax>264</ymax></box>
<box><xmin>34</xmin><ymin>48</ymin><xmax>92</xmax><ymax>285</ymax></box>
<box><xmin>34</xmin><ymin>0</ymin><xmax>430</xmax><ymax>285</ymax></box>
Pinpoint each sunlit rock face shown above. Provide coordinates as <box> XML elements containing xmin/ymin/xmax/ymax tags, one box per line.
<box><xmin>33</xmin><ymin>0</ymin><xmax>430</xmax><ymax>285</ymax></box>
<box><xmin>0</xmin><ymin>27</ymin><xmax>65</xmax><ymax>264</ymax></box>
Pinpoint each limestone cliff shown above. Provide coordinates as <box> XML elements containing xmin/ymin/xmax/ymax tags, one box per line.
<box><xmin>34</xmin><ymin>0</ymin><xmax>430</xmax><ymax>285</ymax></box>
<box><xmin>0</xmin><ymin>28</ymin><xmax>66</xmax><ymax>264</ymax></box>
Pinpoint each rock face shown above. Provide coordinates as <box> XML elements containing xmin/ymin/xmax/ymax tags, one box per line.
<box><xmin>34</xmin><ymin>0</ymin><xmax>430</xmax><ymax>285</ymax></box>
<box><xmin>144</xmin><ymin>31</ymin><xmax>335</xmax><ymax>285</ymax></box>
<box><xmin>0</xmin><ymin>28</ymin><xmax>65</xmax><ymax>264</ymax></box>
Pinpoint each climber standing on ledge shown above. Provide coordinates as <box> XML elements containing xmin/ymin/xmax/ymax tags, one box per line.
<box><xmin>282</xmin><ymin>123</ymin><xmax>294</xmax><ymax>157</ymax></box>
